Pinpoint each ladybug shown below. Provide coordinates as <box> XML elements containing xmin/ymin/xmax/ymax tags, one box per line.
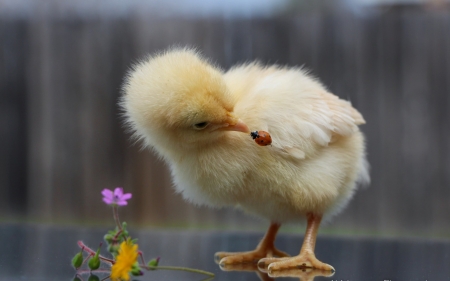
<box><xmin>250</xmin><ymin>130</ymin><xmax>272</xmax><ymax>146</ymax></box>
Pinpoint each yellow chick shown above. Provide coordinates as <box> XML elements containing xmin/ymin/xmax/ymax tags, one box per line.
<box><xmin>121</xmin><ymin>47</ymin><xmax>369</xmax><ymax>273</ymax></box>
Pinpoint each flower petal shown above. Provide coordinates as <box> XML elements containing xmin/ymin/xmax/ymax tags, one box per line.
<box><xmin>121</xmin><ymin>193</ymin><xmax>132</xmax><ymax>200</ymax></box>
<box><xmin>116</xmin><ymin>200</ymin><xmax>128</xmax><ymax>206</ymax></box>
<box><xmin>101</xmin><ymin>188</ymin><xmax>113</xmax><ymax>199</ymax></box>
<box><xmin>114</xmin><ymin>187</ymin><xmax>124</xmax><ymax>197</ymax></box>
<box><xmin>102</xmin><ymin>197</ymin><xmax>114</xmax><ymax>205</ymax></box>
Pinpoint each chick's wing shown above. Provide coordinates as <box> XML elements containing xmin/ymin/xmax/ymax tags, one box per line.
<box><xmin>233</xmin><ymin>66</ymin><xmax>364</xmax><ymax>160</ymax></box>
<box><xmin>271</xmin><ymin>93</ymin><xmax>365</xmax><ymax>160</ymax></box>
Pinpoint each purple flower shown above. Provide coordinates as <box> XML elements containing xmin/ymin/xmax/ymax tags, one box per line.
<box><xmin>102</xmin><ymin>187</ymin><xmax>132</xmax><ymax>206</ymax></box>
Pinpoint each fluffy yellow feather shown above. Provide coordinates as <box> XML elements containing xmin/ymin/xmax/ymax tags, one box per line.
<box><xmin>121</xmin><ymin>47</ymin><xmax>369</xmax><ymax>273</ymax></box>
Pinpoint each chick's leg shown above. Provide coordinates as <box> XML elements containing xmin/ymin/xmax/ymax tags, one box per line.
<box><xmin>215</xmin><ymin>222</ymin><xmax>290</xmax><ymax>266</ymax></box>
<box><xmin>258</xmin><ymin>213</ymin><xmax>334</xmax><ymax>273</ymax></box>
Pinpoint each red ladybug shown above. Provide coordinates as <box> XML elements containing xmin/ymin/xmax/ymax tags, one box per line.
<box><xmin>250</xmin><ymin>130</ymin><xmax>272</xmax><ymax>146</ymax></box>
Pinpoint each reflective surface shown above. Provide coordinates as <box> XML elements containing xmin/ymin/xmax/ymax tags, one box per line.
<box><xmin>1</xmin><ymin>223</ymin><xmax>449</xmax><ymax>281</ymax></box>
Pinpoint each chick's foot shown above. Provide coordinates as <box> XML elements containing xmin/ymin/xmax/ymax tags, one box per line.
<box><xmin>258</xmin><ymin>250</ymin><xmax>334</xmax><ymax>273</ymax></box>
<box><xmin>259</xmin><ymin>213</ymin><xmax>334</xmax><ymax>273</ymax></box>
<box><xmin>215</xmin><ymin>222</ymin><xmax>289</xmax><ymax>269</ymax></box>
<box><xmin>216</xmin><ymin>246</ymin><xmax>289</xmax><ymax>267</ymax></box>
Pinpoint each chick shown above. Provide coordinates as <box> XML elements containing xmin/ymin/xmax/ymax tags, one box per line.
<box><xmin>121</xmin><ymin>48</ymin><xmax>369</xmax><ymax>272</ymax></box>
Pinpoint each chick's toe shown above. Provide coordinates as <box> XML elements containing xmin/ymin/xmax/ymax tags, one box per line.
<box><xmin>261</xmin><ymin>252</ymin><xmax>335</xmax><ymax>273</ymax></box>
<box><xmin>215</xmin><ymin>222</ymin><xmax>289</xmax><ymax>268</ymax></box>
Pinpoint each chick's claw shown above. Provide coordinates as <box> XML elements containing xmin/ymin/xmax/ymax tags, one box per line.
<box><xmin>216</xmin><ymin>250</ymin><xmax>265</xmax><ymax>267</ymax></box>
<box><xmin>261</xmin><ymin>252</ymin><xmax>334</xmax><ymax>274</ymax></box>
<box><xmin>216</xmin><ymin>247</ymin><xmax>289</xmax><ymax>268</ymax></box>
<box><xmin>216</xmin><ymin>222</ymin><xmax>290</xmax><ymax>270</ymax></box>
<box><xmin>215</xmin><ymin>259</ymin><xmax>260</xmax><ymax>272</ymax></box>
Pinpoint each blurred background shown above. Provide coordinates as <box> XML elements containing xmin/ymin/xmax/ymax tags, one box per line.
<box><xmin>1</xmin><ymin>0</ymin><xmax>449</xmax><ymax>238</ymax></box>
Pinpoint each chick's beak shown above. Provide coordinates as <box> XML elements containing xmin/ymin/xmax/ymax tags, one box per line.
<box><xmin>220</xmin><ymin>115</ymin><xmax>250</xmax><ymax>133</ymax></box>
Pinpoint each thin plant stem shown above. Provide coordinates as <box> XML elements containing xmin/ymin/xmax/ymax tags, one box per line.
<box><xmin>143</xmin><ymin>265</ymin><xmax>215</xmax><ymax>277</ymax></box>
<box><xmin>77</xmin><ymin>241</ymin><xmax>115</xmax><ymax>265</ymax></box>
<box><xmin>81</xmin><ymin>253</ymin><xmax>92</xmax><ymax>267</ymax></box>
<box><xmin>113</xmin><ymin>229</ymin><xmax>123</xmax><ymax>241</ymax></box>
<box><xmin>138</xmin><ymin>251</ymin><xmax>147</xmax><ymax>265</ymax></box>
<box><xmin>112</xmin><ymin>205</ymin><xmax>122</xmax><ymax>231</ymax></box>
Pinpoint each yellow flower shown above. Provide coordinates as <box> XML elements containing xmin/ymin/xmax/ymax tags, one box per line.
<box><xmin>110</xmin><ymin>239</ymin><xmax>139</xmax><ymax>281</ymax></box>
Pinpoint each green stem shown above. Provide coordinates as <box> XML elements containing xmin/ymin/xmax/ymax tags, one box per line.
<box><xmin>144</xmin><ymin>265</ymin><xmax>215</xmax><ymax>277</ymax></box>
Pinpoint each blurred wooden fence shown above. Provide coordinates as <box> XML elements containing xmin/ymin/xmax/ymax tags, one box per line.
<box><xmin>1</xmin><ymin>5</ymin><xmax>449</xmax><ymax>236</ymax></box>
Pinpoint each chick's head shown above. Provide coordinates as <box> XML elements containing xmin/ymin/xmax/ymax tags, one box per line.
<box><xmin>121</xmin><ymin>48</ymin><xmax>249</xmax><ymax>156</ymax></box>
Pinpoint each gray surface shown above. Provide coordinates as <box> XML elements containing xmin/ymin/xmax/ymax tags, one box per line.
<box><xmin>1</xmin><ymin>223</ymin><xmax>449</xmax><ymax>281</ymax></box>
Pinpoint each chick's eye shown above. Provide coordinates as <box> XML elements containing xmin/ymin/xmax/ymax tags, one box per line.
<box><xmin>193</xmin><ymin>122</ymin><xmax>209</xmax><ymax>130</ymax></box>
